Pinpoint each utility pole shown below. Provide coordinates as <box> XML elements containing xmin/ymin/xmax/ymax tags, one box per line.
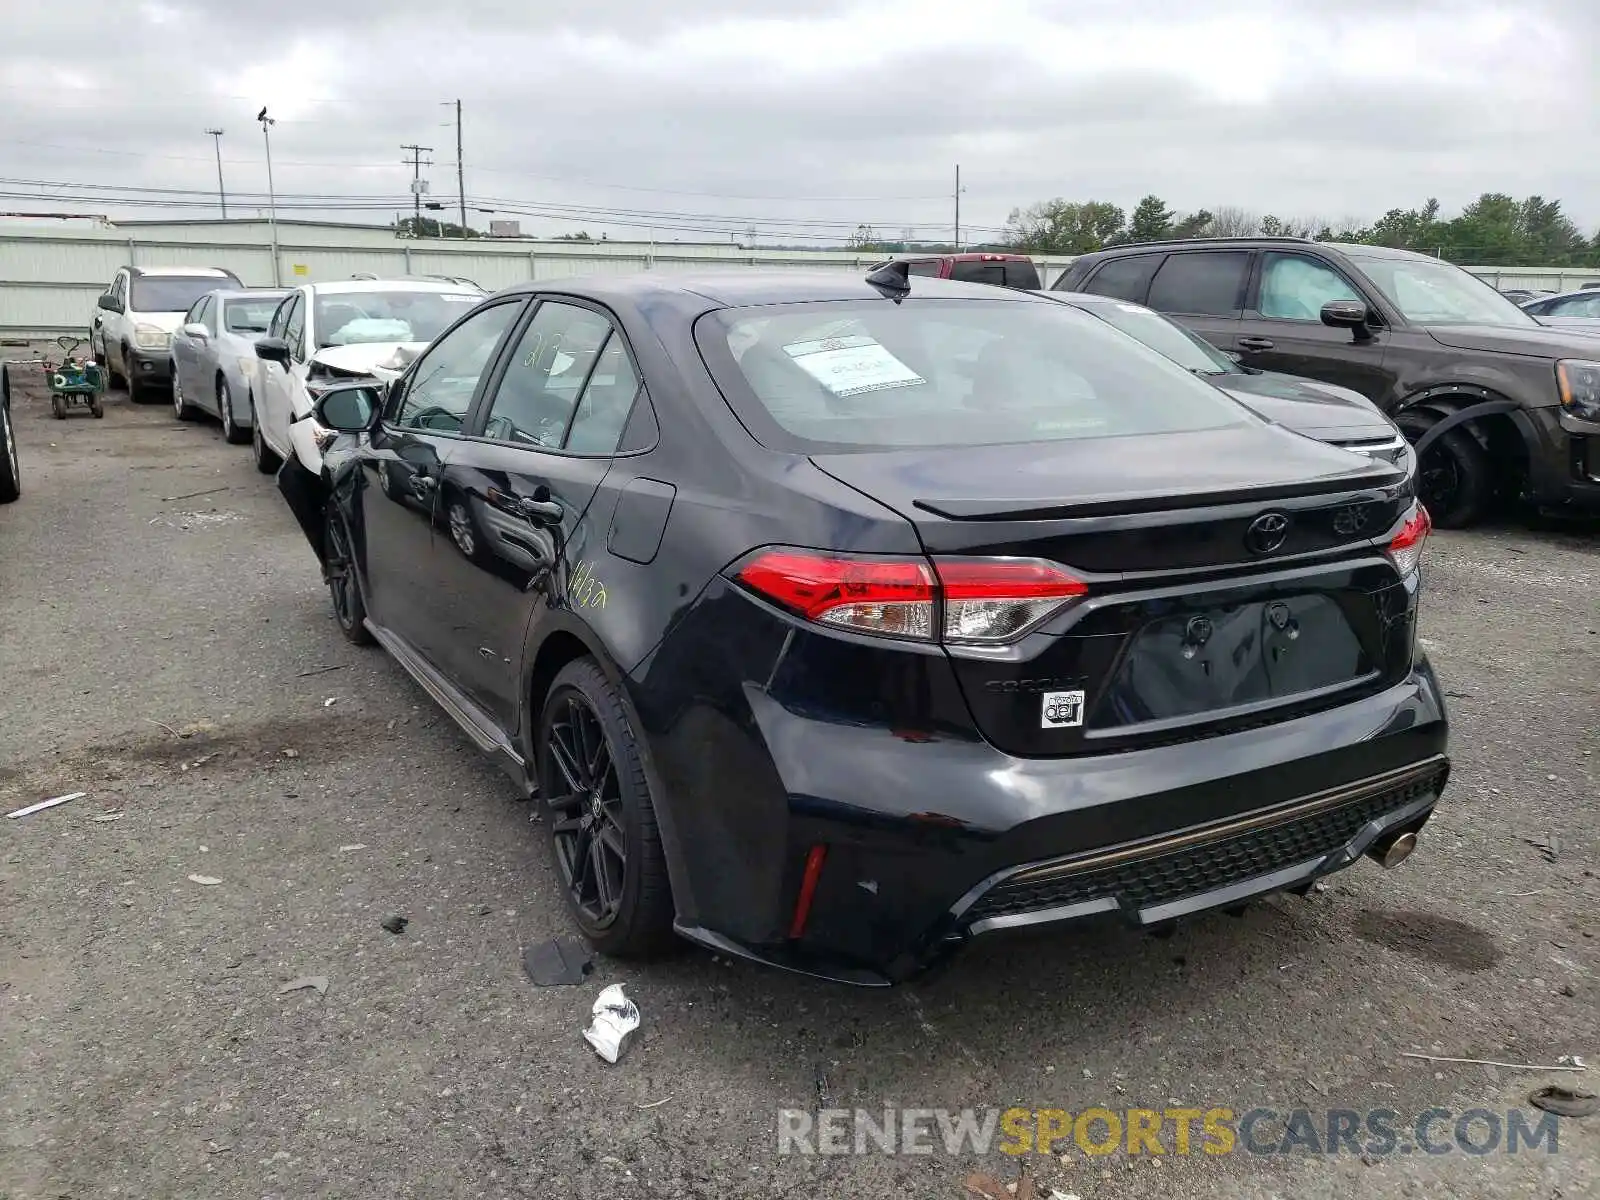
<box><xmin>453</xmin><ymin>99</ymin><xmax>466</xmax><ymax>239</ymax></box>
<box><xmin>401</xmin><ymin>143</ymin><xmax>433</xmax><ymax>235</ymax></box>
<box><xmin>954</xmin><ymin>164</ymin><xmax>961</xmax><ymax>251</ymax></box>
<box><xmin>205</xmin><ymin>129</ymin><xmax>227</xmax><ymax>218</ymax></box>
<box><xmin>258</xmin><ymin>108</ymin><xmax>280</xmax><ymax>285</ymax></box>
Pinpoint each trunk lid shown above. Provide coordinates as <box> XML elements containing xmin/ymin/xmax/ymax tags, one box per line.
<box><xmin>811</xmin><ymin>426</ymin><xmax>1418</xmax><ymax>757</ymax></box>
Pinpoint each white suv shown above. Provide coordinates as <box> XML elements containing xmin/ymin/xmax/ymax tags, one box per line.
<box><xmin>249</xmin><ymin>278</ymin><xmax>481</xmax><ymax>475</ymax></box>
<box><xmin>91</xmin><ymin>266</ymin><xmax>242</xmax><ymax>400</ymax></box>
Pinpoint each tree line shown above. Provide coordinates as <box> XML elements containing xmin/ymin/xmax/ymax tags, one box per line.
<box><xmin>1003</xmin><ymin>193</ymin><xmax>1600</xmax><ymax>266</ymax></box>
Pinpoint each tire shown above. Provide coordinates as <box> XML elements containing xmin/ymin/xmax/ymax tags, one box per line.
<box><xmin>51</xmin><ymin>395</ymin><xmax>66</xmax><ymax>420</ymax></box>
<box><xmin>172</xmin><ymin>366</ymin><xmax>199</xmax><ymax>421</ymax></box>
<box><xmin>251</xmin><ymin>395</ymin><xmax>280</xmax><ymax>474</ymax></box>
<box><xmin>0</xmin><ymin>397</ymin><xmax>19</xmax><ymax>503</ymax></box>
<box><xmin>538</xmin><ymin>658</ymin><xmax>676</xmax><ymax>957</ymax></box>
<box><xmin>219</xmin><ymin>378</ymin><xmax>248</xmax><ymax>444</ymax></box>
<box><xmin>324</xmin><ymin>506</ymin><xmax>375</xmax><ymax>646</ymax></box>
<box><xmin>1397</xmin><ymin>412</ymin><xmax>1493</xmax><ymax>528</ymax></box>
<box><xmin>90</xmin><ymin>398</ymin><xmax>104</xmax><ymax>419</ymax></box>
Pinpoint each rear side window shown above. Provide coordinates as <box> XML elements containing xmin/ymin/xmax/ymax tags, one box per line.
<box><xmin>696</xmin><ymin>298</ymin><xmax>1249</xmax><ymax>453</ymax></box>
<box><xmin>906</xmin><ymin>260</ymin><xmax>941</xmax><ymax>278</ymax></box>
<box><xmin>1147</xmin><ymin>251</ymin><xmax>1248</xmax><ymax>316</ymax></box>
<box><xmin>1083</xmin><ymin>254</ymin><xmax>1162</xmax><ymax>302</ymax></box>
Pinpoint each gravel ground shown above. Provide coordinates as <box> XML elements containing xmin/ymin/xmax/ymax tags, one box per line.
<box><xmin>1</xmin><ymin>378</ymin><xmax>1596</xmax><ymax>1200</ymax></box>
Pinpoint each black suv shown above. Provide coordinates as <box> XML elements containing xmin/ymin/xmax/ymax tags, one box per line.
<box><xmin>1054</xmin><ymin>237</ymin><xmax>1600</xmax><ymax>526</ymax></box>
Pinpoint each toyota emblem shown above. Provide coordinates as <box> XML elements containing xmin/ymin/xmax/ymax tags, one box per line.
<box><xmin>1245</xmin><ymin>512</ymin><xmax>1291</xmax><ymax>555</ymax></box>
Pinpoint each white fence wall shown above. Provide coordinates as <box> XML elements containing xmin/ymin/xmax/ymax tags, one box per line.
<box><xmin>0</xmin><ymin>221</ymin><xmax>1078</xmax><ymax>337</ymax></box>
<box><xmin>4</xmin><ymin>220</ymin><xmax>1597</xmax><ymax>337</ymax></box>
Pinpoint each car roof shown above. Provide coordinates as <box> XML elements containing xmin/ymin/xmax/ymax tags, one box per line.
<box><xmin>489</xmin><ymin>269</ymin><xmax>1043</xmax><ymax>310</ymax></box>
<box><xmin>1524</xmin><ymin>286</ymin><xmax>1600</xmax><ymax>302</ymax></box>
<box><xmin>1034</xmin><ymin>289</ymin><xmax>1129</xmax><ymax>308</ymax></box>
<box><xmin>130</xmin><ymin>266</ymin><xmax>238</xmax><ymax>277</ymax></box>
<box><xmin>301</xmin><ymin>278</ymin><xmax>478</xmax><ymax>296</ymax></box>
<box><xmin>209</xmin><ymin>289</ymin><xmax>288</xmax><ymax>301</ymax></box>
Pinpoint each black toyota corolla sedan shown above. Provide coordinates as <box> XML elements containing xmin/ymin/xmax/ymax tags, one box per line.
<box><xmin>281</xmin><ymin>268</ymin><xmax>1449</xmax><ymax>986</ymax></box>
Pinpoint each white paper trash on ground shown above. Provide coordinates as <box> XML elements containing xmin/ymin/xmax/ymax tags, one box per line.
<box><xmin>582</xmin><ymin>984</ymin><xmax>640</xmax><ymax>1064</ymax></box>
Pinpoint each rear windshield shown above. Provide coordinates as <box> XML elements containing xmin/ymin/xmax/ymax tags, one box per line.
<box><xmin>1072</xmin><ymin>300</ymin><xmax>1239</xmax><ymax>376</ymax></box>
<box><xmin>696</xmin><ymin>298</ymin><xmax>1251</xmax><ymax>452</ymax></box>
<box><xmin>222</xmin><ymin>297</ymin><xmax>284</xmax><ymax>334</ymax></box>
<box><xmin>132</xmin><ymin>276</ymin><xmax>234</xmax><ymax>313</ymax></box>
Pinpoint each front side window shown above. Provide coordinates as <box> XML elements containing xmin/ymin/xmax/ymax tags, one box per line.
<box><xmin>283</xmin><ymin>295</ymin><xmax>306</xmax><ymax>361</ymax></box>
<box><xmin>697</xmin><ymin>297</ymin><xmax>1250</xmax><ymax>452</ymax></box>
<box><xmin>480</xmin><ymin>302</ymin><xmax>615</xmax><ymax>449</ymax></box>
<box><xmin>1350</xmin><ymin>255</ymin><xmax>1539</xmax><ymax>327</ymax></box>
<box><xmin>391</xmin><ymin>301</ymin><xmax>520</xmax><ymax>433</ymax></box>
<box><xmin>313</xmin><ymin>289</ymin><xmax>480</xmax><ymax>350</ymax></box>
<box><xmin>183</xmin><ymin>297</ymin><xmax>209</xmax><ymax>328</ymax></box>
<box><xmin>131</xmin><ymin>276</ymin><xmax>230</xmax><ymax>313</ymax></box>
<box><xmin>1258</xmin><ymin>253</ymin><xmax>1363</xmax><ymax>321</ymax></box>
<box><xmin>1146</xmin><ymin>251</ymin><xmax>1248</xmax><ymax>316</ymax></box>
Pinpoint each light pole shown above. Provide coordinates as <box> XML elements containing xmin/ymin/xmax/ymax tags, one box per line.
<box><xmin>257</xmin><ymin>107</ymin><xmax>280</xmax><ymax>285</ymax></box>
<box><xmin>205</xmin><ymin>128</ymin><xmax>227</xmax><ymax>218</ymax></box>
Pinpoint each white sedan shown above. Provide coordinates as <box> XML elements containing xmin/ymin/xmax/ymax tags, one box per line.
<box><xmin>248</xmin><ymin>279</ymin><xmax>482</xmax><ymax>475</ymax></box>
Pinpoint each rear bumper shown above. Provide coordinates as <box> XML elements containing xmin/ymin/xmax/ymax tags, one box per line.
<box><xmin>646</xmin><ymin>651</ymin><xmax>1450</xmax><ymax>986</ymax></box>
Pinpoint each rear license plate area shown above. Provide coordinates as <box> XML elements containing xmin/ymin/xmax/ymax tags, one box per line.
<box><xmin>1096</xmin><ymin>594</ymin><xmax>1372</xmax><ymax>726</ymax></box>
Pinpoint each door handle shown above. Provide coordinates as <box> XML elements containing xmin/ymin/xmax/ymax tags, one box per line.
<box><xmin>1238</xmin><ymin>337</ymin><xmax>1275</xmax><ymax>351</ymax></box>
<box><xmin>410</xmin><ymin>475</ymin><xmax>437</xmax><ymax>497</ymax></box>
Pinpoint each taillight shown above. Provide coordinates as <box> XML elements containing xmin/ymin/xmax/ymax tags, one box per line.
<box><xmin>933</xmin><ymin>557</ymin><xmax>1087</xmax><ymax>643</ymax></box>
<box><xmin>1387</xmin><ymin>505</ymin><xmax>1432</xmax><ymax>577</ymax></box>
<box><xmin>735</xmin><ymin>550</ymin><xmax>936</xmax><ymax>639</ymax></box>
<box><xmin>734</xmin><ymin>550</ymin><xmax>1086</xmax><ymax>644</ymax></box>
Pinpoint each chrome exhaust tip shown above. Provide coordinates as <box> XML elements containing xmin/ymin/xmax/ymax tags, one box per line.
<box><xmin>1368</xmin><ymin>830</ymin><xmax>1418</xmax><ymax>870</ymax></box>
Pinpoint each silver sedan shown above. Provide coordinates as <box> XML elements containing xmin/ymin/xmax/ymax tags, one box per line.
<box><xmin>169</xmin><ymin>289</ymin><xmax>288</xmax><ymax>442</ymax></box>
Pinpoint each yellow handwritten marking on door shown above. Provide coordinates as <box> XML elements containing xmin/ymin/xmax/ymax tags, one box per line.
<box><xmin>570</xmin><ymin>559</ymin><xmax>608</xmax><ymax>609</ymax></box>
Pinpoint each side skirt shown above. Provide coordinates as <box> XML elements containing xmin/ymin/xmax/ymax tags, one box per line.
<box><xmin>364</xmin><ymin>618</ymin><xmax>535</xmax><ymax>797</ymax></box>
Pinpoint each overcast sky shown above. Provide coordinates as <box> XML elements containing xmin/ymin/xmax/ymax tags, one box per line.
<box><xmin>1</xmin><ymin>0</ymin><xmax>1596</xmax><ymax>242</ymax></box>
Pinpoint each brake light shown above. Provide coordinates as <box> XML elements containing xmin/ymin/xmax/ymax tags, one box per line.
<box><xmin>736</xmin><ymin>551</ymin><xmax>936</xmax><ymax>639</ymax></box>
<box><xmin>734</xmin><ymin>550</ymin><xmax>1086</xmax><ymax>644</ymax></box>
<box><xmin>934</xmin><ymin>557</ymin><xmax>1087</xmax><ymax>643</ymax></box>
<box><xmin>1387</xmin><ymin>505</ymin><xmax>1432</xmax><ymax>577</ymax></box>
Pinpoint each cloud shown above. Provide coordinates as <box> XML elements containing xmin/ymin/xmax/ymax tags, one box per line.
<box><xmin>1</xmin><ymin>0</ymin><xmax>1597</xmax><ymax>241</ymax></box>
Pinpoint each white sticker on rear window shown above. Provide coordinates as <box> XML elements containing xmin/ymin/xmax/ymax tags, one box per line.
<box><xmin>783</xmin><ymin>335</ymin><xmax>925</xmax><ymax>398</ymax></box>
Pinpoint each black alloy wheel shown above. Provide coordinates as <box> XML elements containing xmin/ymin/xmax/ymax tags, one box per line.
<box><xmin>324</xmin><ymin>507</ymin><xmax>374</xmax><ymax>645</ymax></box>
<box><xmin>546</xmin><ymin>691</ymin><xmax>628</xmax><ymax>927</ymax></box>
<box><xmin>538</xmin><ymin>659</ymin><xmax>675</xmax><ymax>955</ymax></box>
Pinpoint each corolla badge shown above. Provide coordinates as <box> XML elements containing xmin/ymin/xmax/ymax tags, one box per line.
<box><xmin>1245</xmin><ymin>511</ymin><xmax>1291</xmax><ymax>555</ymax></box>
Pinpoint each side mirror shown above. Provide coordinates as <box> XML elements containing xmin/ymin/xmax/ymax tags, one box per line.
<box><xmin>1321</xmin><ymin>300</ymin><xmax>1370</xmax><ymax>333</ymax></box>
<box><xmin>181</xmin><ymin>323</ymin><xmax>209</xmax><ymax>340</ymax></box>
<box><xmin>255</xmin><ymin>336</ymin><xmax>291</xmax><ymax>366</ymax></box>
<box><xmin>313</xmin><ymin>382</ymin><xmax>382</xmax><ymax>433</ymax></box>
<box><xmin>97</xmin><ymin>293</ymin><xmax>123</xmax><ymax>313</ymax></box>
